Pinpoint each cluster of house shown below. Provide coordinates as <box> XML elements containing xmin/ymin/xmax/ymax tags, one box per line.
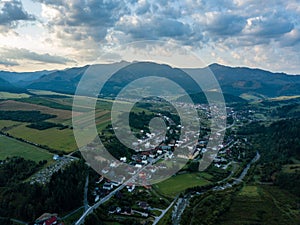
<box><xmin>99</xmin><ymin>144</ymin><xmax>172</xmax><ymax>177</ymax></box>
<box><xmin>102</xmin><ymin>175</ymin><xmax>125</xmax><ymax>190</ymax></box>
<box><xmin>130</xmin><ymin>144</ymin><xmax>172</xmax><ymax>166</ymax></box>
<box><xmin>126</xmin><ymin>182</ymin><xmax>136</xmax><ymax>192</ymax></box>
<box><xmin>30</xmin><ymin>156</ymin><xmax>74</xmax><ymax>185</ymax></box>
<box><xmin>34</xmin><ymin>213</ymin><xmax>64</xmax><ymax>225</ymax></box>
<box><xmin>108</xmin><ymin>201</ymin><xmax>150</xmax><ymax>217</ymax></box>
<box><xmin>94</xmin><ymin>167</ymin><xmax>155</xmax><ymax>202</ymax></box>
<box><xmin>108</xmin><ymin>205</ymin><xmax>133</xmax><ymax>216</ymax></box>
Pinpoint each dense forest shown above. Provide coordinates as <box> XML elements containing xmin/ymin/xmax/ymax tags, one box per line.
<box><xmin>0</xmin><ymin>111</ymin><xmax>56</xmax><ymax>122</ymax></box>
<box><xmin>239</xmin><ymin>118</ymin><xmax>300</xmax><ymax>164</ymax></box>
<box><xmin>0</xmin><ymin>158</ymin><xmax>87</xmax><ymax>222</ymax></box>
<box><xmin>238</xmin><ymin>118</ymin><xmax>300</xmax><ymax>196</ymax></box>
<box><xmin>0</xmin><ymin>157</ymin><xmax>45</xmax><ymax>187</ymax></box>
<box><xmin>26</xmin><ymin>121</ymin><xmax>68</xmax><ymax>130</ymax></box>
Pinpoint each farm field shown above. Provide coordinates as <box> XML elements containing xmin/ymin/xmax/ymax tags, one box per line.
<box><xmin>0</xmin><ymin>92</ymin><xmax>30</xmax><ymax>99</ymax></box>
<box><xmin>270</xmin><ymin>95</ymin><xmax>300</xmax><ymax>101</ymax></box>
<box><xmin>0</xmin><ymin>100</ymin><xmax>79</xmax><ymax>122</ymax></box>
<box><xmin>0</xmin><ymin>135</ymin><xmax>53</xmax><ymax>162</ymax></box>
<box><xmin>29</xmin><ymin>90</ymin><xmax>72</xmax><ymax>97</ymax></box>
<box><xmin>154</xmin><ymin>173</ymin><xmax>211</xmax><ymax>197</ymax></box>
<box><xmin>7</xmin><ymin>124</ymin><xmax>77</xmax><ymax>152</ymax></box>
<box><xmin>0</xmin><ymin>95</ymin><xmax>157</xmax><ymax>154</ymax></box>
<box><xmin>0</xmin><ymin>120</ymin><xmax>22</xmax><ymax>130</ymax></box>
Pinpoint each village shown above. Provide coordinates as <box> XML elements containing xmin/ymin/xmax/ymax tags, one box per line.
<box><xmin>77</xmin><ymin>103</ymin><xmax>255</xmax><ymax>224</ymax></box>
<box><xmin>25</xmin><ymin>100</ymin><xmax>257</xmax><ymax>225</ymax></box>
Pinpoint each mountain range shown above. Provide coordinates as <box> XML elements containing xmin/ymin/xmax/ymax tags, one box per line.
<box><xmin>1</xmin><ymin>62</ymin><xmax>300</xmax><ymax>100</ymax></box>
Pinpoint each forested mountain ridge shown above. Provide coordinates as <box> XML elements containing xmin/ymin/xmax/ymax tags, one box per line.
<box><xmin>1</xmin><ymin>62</ymin><xmax>300</xmax><ymax>98</ymax></box>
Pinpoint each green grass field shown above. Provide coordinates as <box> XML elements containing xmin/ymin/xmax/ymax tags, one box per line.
<box><xmin>0</xmin><ymin>92</ymin><xmax>30</xmax><ymax>99</ymax></box>
<box><xmin>199</xmin><ymin>172</ymin><xmax>214</xmax><ymax>181</ymax></box>
<box><xmin>238</xmin><ymin>185</ymin><xmax>260</xmax><ymax>197</ymax></box>
<box><xmin>270</xmin><ymin>95</ymin><xmax>300</xmax><ymax>101</ymax></box>
<box><xmin>0</xmin><ymin>95</ymin><xmax>172</xmax><ymax>153</ymax></box>
<box><xmin>155</xmin><ymin>173</ymin><xmax>211</xmax><ymax>197</ymax></box>
<box><xmin>0</xmin><ymin>120</ymin><xmax>22</xmax><ymax>130</ymax></box>
<box><xmin>29</xmin><ymin>90</ymin><xmax>72</xmax><ymax>97</ymax></box>
<box><xmin>7</xmin><ymin>124</ymin><xmax>77</xmax><ymax>152</ymax></box>
<box><xmin>0</xmin><ymin>135</ymin><xmax>53</xmax><ymax>162</ymax></box>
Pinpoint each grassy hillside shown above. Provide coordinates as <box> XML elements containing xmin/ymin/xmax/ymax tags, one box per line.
<box><xmin>218</xmin><ymin>185</ymin><xmax>300</xmax><ymax>225</ymax></box>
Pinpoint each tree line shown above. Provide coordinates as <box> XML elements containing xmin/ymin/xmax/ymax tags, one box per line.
<box><xmin>0</xmin><ymin>157</ymin><xmax>87</xmax><ymax>222</ymax></box>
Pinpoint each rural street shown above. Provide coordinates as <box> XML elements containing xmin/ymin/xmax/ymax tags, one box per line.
<box><xmin>171</xmin><ymin>151</ymin><xmax>260</xmax><ymax>225</ymax></box>
<box><xmin>75</xmin><ymin>155</ymin><xmax>164</xmax><ymax>225</ymax></box>
<box><xmin>152</xmin><ymin>198</ymin><xmax>177</xmax><ymax>225</ymax></box>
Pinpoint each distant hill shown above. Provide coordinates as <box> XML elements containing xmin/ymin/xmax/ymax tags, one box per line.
<box><xmin>24</xmin><ymin>62</ymin><xmax>202</xmax><ymax>96</ymax></box>
<box><xmin>0</xmin><ymin>77</ymin><xmax>28</xmax><ymax>93</ymax></box>
<box><xmin>208</xmin><ymin>64</ymin><xmax>300</xmax><ymax>97</ymax></box>
<box><xmin>0</xmin><ymin>62</ymin><xmax>300</xmax><ymax>98</ymax></box>
<box><xmin>176</xmin><ymin>91</ymin><xmax>247</xmax><ymax>105</ymax></box>
<box><xmin>0</xmin><ymin>70</ymin><xmax>54</xmax><ymax>85</ymax></box>
<box><xmin>100</xmin><ymin>62</ymin><xmax>201</xmax><ymax>97</ymax></box>
<box><xmin>26</xmin><ymin>66</ymin><xmax>89</xmax><ymax>94</ymax></box>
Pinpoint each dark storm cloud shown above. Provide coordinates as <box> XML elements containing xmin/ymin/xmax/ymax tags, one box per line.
<box><xmin>0</xmin><ymin>0</ymin><xmax>35</xmax><ymax>28</ymax></box>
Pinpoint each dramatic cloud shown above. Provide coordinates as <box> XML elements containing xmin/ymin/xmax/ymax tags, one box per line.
<box><xmin>194</xmin><ymin>12</ymin><xmax>246</xmax><ymax>36</ymax></box>
<box><xmin>0</xmin><ymin>0</ymin><xmax>35</xmax><ymax>30</ymax></box>
<box><xmin>1</xmin><ymin>48</ymin><xmax>75</xmax><ymax>64</ymax></box>
<box><xmin>1</xmin><ymin>0</ymin><xmax>300</xmax><ymax>73</ymax></box>
<box><xmin>243</xmin><ymin>13</ymin><xmax>294</xmax><ymax>37</ymax></box>
<box><xmin>35</xmin><ymin>0</ymin><xmax>300</xmax><ymax>48</ymax></box>
<box><xmin>37</xmin><ymin>0</ymin><xmax>129</xmax><ymax>42</ymax></box>
<box><xmin>116</xmin><ymin>16</ymin><xmax>191</xmax><ymax>39</ymax></box>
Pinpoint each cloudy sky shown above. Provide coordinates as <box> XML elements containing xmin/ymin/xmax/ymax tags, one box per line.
<box><xmin>0</xmin><ymin>0</ymin><xmax>299</xmax><ymax>73</ymax></box>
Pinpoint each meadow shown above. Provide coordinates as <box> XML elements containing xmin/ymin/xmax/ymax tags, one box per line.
<box><xmin>0</xmin><ymin>91</ymin><xmax>30</xmax><ymax>99</ymax></box>
<box><xmin>0</xmin><ymin>135</ymin><xmax>53</xmax><ymax>162</ymax></box>
<box><xmin>7</xmin><ymin>124</ymin><xmax>78</xmax><ymax>152</ymax></box>
<box><xmin>0</xmin><ymin>94</ymin><xmax>169</xmax><ymax>155</ymax></box>
<box><xmin>154</xmin><ymin>173</ymin><xmax>211</xmax><ymax>197</ymax></box>
<box><xmin>0</xmin><ymin>96</ymin><xmax>114</xmax><ymax>153</ymax></box>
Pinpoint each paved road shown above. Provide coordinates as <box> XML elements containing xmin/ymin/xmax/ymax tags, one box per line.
<box><xmin>62</xmin><ymin>206</ymin><xmax>84</xmax><ymax>220</ymax></box>
<box><xmin>75</xmin><ymin>155</ymin><xmax>165</xmax><ymax>225</ymax></box>
<box><xmin>10</xmin><ymin>218</ymin><xmax>28</xmax><ymax>225</ymax></box>
<box><xmin>84</xmin><ymin>174</ymin><xmax>89</xmax><ymax>211</ymax></box>
<box><xmin>75</xmin><ymin>115</ymin><xmax>238</xmax><ymax>224</ymax></box>
<box><xmin>152</xmin><ymin>198</ymin><xmax>177</xmax><ymax>225</ymax></box>
<box><xmin>171</xmin><ymin>151</ymin><xmax>260</xmax><ymax>225</ymax></box>
<box><xmin>75</xmin><ymin>181</ymin><xmax>128</xmax><ymax>225</ymax></box>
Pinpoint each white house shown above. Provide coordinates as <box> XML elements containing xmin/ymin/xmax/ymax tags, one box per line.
<box><xmin>120</xmin><ymin>157</ymin><xmax>127</xmax><ymax>163</ymax></box>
